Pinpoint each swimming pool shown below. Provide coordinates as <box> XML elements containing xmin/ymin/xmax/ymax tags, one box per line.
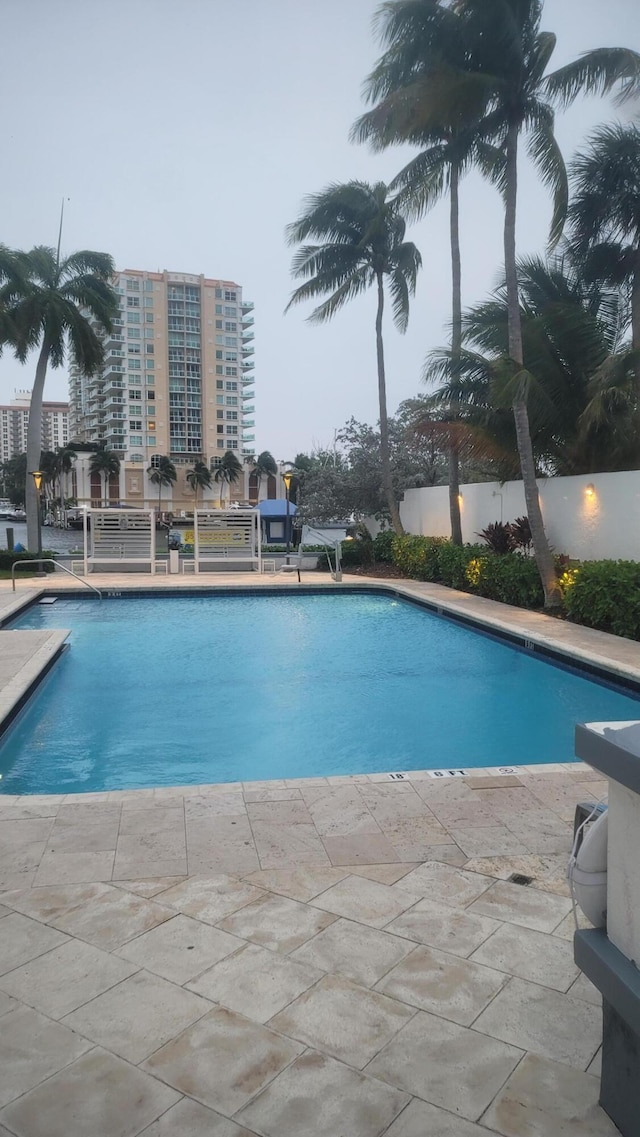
<box><xmin>2</xmin><ymin>590</ymin><xmax>639</xmax><ymax>794</ymax></box>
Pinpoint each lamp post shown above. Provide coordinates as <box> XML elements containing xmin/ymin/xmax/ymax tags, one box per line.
<box><xmin>282</xmin><ymin>469</ymin><xmax>294</xmax><ymax>564</ymax></box>
<box><xmin>29</xmin><ymin>470</ymin><xmax>46</xmax><ymax>577</ymax></box>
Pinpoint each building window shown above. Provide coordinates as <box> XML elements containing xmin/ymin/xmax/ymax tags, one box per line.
<box><xmin>217</xmin><ymin>439</ymin><xmax>225</xmax><ymax>449</ymax></box>
<box><xmin>145</xmin><ymin>328</ymin><xmax>154</xmax><ymax>338</ymax></box>
<box><xmin>150</xmin><ymin>454</ymin><xmax>162</xmax><ymax>468</ymax></box>
<box><xmin>128</xmin><ymin>328</ymin><xmax>141</xmax><ymax>339</ymax></box>
<box><xmin>145</xmin><ymin>359</ymin><xmax>154</xmax><ymax>369</ymax></box>
<box><xmin>127</xmin><ymin>295</ymin><xmax>140</xmax><ymax>308</ymax></box>
<box><xmin>216</xmin><ymin>395</ymin><xmax>224</xmax><ymax>405</ymax></box>
<box><xmin>128</xmin><ymin>344</ymin><xmax>141</xmax><ymax>354</ymax></box>
<box><xmin>224</xmin><ymin>290</ymin><xmax>236</xmax><ymax>301</ymax></box>
<box><xmin>225</xmin><ymin>366</ymin><xmax>237</xmax><ymax>376</ymax></box>
<box><xmin>225</xmin><ymin>381</ymin><xmax>237</xmax><ymax>391</ymax></box>
<box><xmin>145</xmin><ymin>313</ymin><xmax>154</xmax><ymax>323</ymax></box>
<box><xmin>227</xmin><ymin>411</ymin><xmax>238</xmax><ymax>421</ymax></box>
<box><xmin>227</xmin><ymin>439</ymin><xmax>238</xmax><ymax>448</ymax></box>
<box><xmin>147</xmin><ymin>435</ymin><xmax>156</xmax><ymax>446</ymax></box>
<box><xmin>144</xmin><ymin>296</ymin><xmax>154</xmax><ymax>307</ymax></box>
<box><xmin>127</xmin><ymin>312</ymin><xmax>140</xmax><ymax>324</ymax></box>
<box><xmin>224</xmin><ymin>352</ymin><xmax>237</xmax><ymax>362</ymax></box>
<box><xmin>147</xmin><ymin>390</ymin><xmax>155</xmax><ymax>400</ymax></box>
<box><xmin>129</xmin><ymin>435</ymin><xmax>143</xmax><ymax>446</ymax></box>
<box><xmin>217</xmin><ymin>410</ymin><xmax>224</xmax><ymax>419</ymax></box>
<box><xmin>129</xmin><ymin>359</ymin><xmax>141</xmax><ymax>369</ymax></box>
<box><xmin>215</xmin><ymin>288</ymin><xmax>222</xmax><ymax>299</ymax></box>
<box><xmin>215</xmin><ymin>320</ymin><xmax>223</xmax><ymax>329</ymax></box>
<box><xmin>128</xmin><ymin>375</ymin><xmax>142</xmax><ymax>386</ymax></box>
<box><xmin>129</xmin><ymin>420</ymin><xmax>142</xmax><ymax>430</ymax></box>
<box><xmin>215</xmin><ymin>335</ymin><xmax>223</xmax><ymax>345</ymax></box>
<box><xmin>146</xmin><ymin>343</ymin><xmax>154</xmax><ymax>353</ymax></box>
<box><xmin>217</xmin><ymin>425</ymin><xmax>224</xmax><ymax>434</ymax></box>
<box><xmin>144</xmin><ymin>280</ymin><xmax>154</xmax><ymax>291</ymax></box>
<box><xmin>129</xmin><ymin>390</ymin><xmax>142</xmax><ymax>401</ymax></box>
<box><xmin>215</xmin><ymin>365</ymin><xmax>223</xmax><ymax>374</ymax></box>
<box><xmin>226</xmin><ymin>397</ymin><xmax>238</xmax><ymax>406</ymax></box>
<box><xmin>215</xmin><ymin>350</ymin><xmax>223</xmax><ymax>360</ymax></box>
<box><xmin>227</xmin><ymin>425</ymin><xmax>238</xmax><ymax>435</ymax></box>
<box><xmin>125</xmin><ymin>278</ymin><xmax>140</xmax><ymax>291</ymax></box>
<box><xmin>216</xmin><ymin>380</ymin><xmax>223</xmax><ymax>389</ymax></box>
<box><xmin>147</xmin><ymin>419</ymin><xmax>156</xmax><ymax>430</ymax></box>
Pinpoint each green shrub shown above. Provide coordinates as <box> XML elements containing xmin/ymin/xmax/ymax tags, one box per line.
<box><xmin>437</xmin><ymin>542</ymin><xmax>487</xmax><ymax>590</ymax></box>
<box><xmin>563</xmin><ymin>560</ymin><xmax>640</xmax><ymax>641</ymax></box>
<box><xmin>317</xmin><ymin>540</ymin><xmax>367</xmax><ymax>571</ymax></box>
<box><xmin>0</xmin><ymin>550</ymin><xmax>57</xmax><ymax>574</ymax></box>
<box><xmin>373</xmin><ymin>530</ymin><xmax>395</xmax><ymax>563</ymax></box>
<box><xmin>476</xmin><ymin>554</ymin><xmax>544</xmax><ymax>609</ymax></box>
<box><xmin>392</xmin><ymin>535</ymin><xmax>446</xmax><ymax>581</ymax></box>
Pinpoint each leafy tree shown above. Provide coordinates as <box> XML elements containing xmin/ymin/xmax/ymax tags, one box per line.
<box><xmin>286</xmin><ymin>180</ymin><xmax>421</xmax><ymax>534</ymax></box>
<box><xmin>54</xmin><ymin>444</ymin><xmax>77</xmax><ymax>513</ymax></box>
<box><xmin>568</xmin><ymin>123</ymin><xmax>640</xmax><ymax>357</ymax></box>
<box><xmin>185</xmin><ymin>459</ymin><xmax>211</xmax><ymax>509</ymax></box>
<box><xmin>39</xmin><ymin>450</ymin><xmax>59</xmax><ymax>506</ymax></box>
<box><xmin>90</xmin><ymin>446</ymin><xmax>122</xmax><ymax>505</ymax></box>
<box><xmin>147</xmin><ymin>455</ymin><xmax>177</xmax><ymax>516</ymax></box>
<box><xmin>251</xmin><ymin>450</ymin><xmax>278</xmax><ymax>498</ymax></box>
<box><xmin>213</xmin><ymin>450</ymin><xmax>243</xmax><ymax>506</ymax></box>
<box><xmin>402</xmin><ymin>0</ymin><xmax>640</xmax><ymax>607</ymax></box>
<box><xmin>1</xmin><ymin>453</ymin><xmax>27</xmax><ymax>507</ymax></box>
<box><xmin>0</xmin><ymin>246</ymin><xmax>117</xmax><ymax>551</ymax></box>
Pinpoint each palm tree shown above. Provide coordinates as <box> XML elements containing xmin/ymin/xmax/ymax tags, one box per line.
<box><xmin>90</xmin><ymin>446</ymin><xmax>121</xmax><ymax>505</ymax></box>
<box><xmin>213</xmin><ymin>450</ymin><xmax>243</xmax><ymax>507</ymax></box>
<box><xmin>185</xmin><ymin>459</ymin><xmax>212</xmax><ymax>510</ymax></box>
<box><xmin>0</xmin><ymin>246</ymin><xmax>117</xmax><ymax>551</ymax></box>
<box><xmin>39</xmin><ymin>450</ymin><xmax>58</xmax><ymax>512</ymax></box>
<box><xmin>568</xmin><ymin>123</ymin><xmax>640</xmax><ymax>358</ymax></box>
<box><xmin>352</xmin><ymin>0</ymin><xmax>501</xmax><ymax>544</ymax></box>
<box><xmin>147</xmin><ymin>455</ymin><xmax>177</xmax><ymax>517</ymax></box>
<box><xmin>55</xmin><ymin>444</ymin><xmax>77</xmax><ymax>516</ymax></box>
<box><xmin>421</xmin><ymin>0</ymin><xmax>640</xmax><ymax>607</ymax></box>
<box><xmin>252</xmin><ymin>450</ymin><xmax>278</xmax><ymax>500</ymax></box>
<box><xmin>286</xmin><ymin>181</ymin><xmax>421</xmax><ymax>533</ymax></box>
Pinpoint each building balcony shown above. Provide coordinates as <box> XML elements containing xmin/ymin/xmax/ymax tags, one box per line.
<box><xmin>242</xmin><ymin>404</ymin><xmax>255</xmax><ymax>413</ymax></box>
<box><xmin>240</xmin><ymin>300</ymin><xmax>254</xmax><ymax>314</ymax></box>
<box><xmin>241</xmin><ymin>315</ymin><xmax>254</xmax><ymax>329</ymax></box>
<box><xmin>242</xmin><ymin>420</ymin><xmax>255</xmax><ymax>428</ymax></box>
<box><xmin>241</xmin><ymin>360</ymin><xmax>255</xmax><ymax>372</ymax></box>
<box><xmin>241</xmin><ymin>345</ymin><xmax>254</xmax><ymax>357</ymax></box>
<box><xmin>242</xmin><ymin>330</ymin><xmax>254</xmax><ymax>343</ymax></box>
<box><xmin>242</xmin><ymin>434</ymin><xmax>255</xmax><ymax>443</ymax></box>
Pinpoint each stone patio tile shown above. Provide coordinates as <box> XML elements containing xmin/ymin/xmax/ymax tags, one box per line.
<box><xmin>376</xmin><ymin>943</ymin><xmax>507</xmax><ymax>1025</ymax></box>
<box><xmin>0</xmin><ymin>938</ymin><xmax>139</xmax><ymax>1018</ymax></box>
<box><xmin>481</xmin><ymin>1052</ymin><xmax>619</xmax><ymax>1136</ymax></box>
<box><xmin>62</xmin><ymin>969</ymin><xmax>212</xmax><ymax>1063</ymax></box>
<box><xmin>427</xmin><ymin>800</ymin><xmax>499</xmax><ymax>828</ymax></box>
<box><xmin>412</xmin><ymin>779</ymin><xmax>477</xmax><ymax>803</ymax></box>
<box><xmin>470</xmin><ymin>787</ymin><xmax>544</xmax><ymax>815</ymax></box>
<box><xmin>366</xmin><ymin>1010</ymin><xmax>522</xmax><ymax>1120</ymax></box>
<box><xmin>269</xmin><ymin>973</ymin><xmax>415</xmax><ymax>1068</ymax></box>
<box><xmin>310</xmin><ymin>875</ymin><xmax>419</xmax><ymax>929</ymax></box>
<box><xmin>184</xmin><ymin>793</ymin><xmax>247</xmax><ymax>819</ymax></box>
<box><xmin>0</xmin><ymin>905</ymin><xmax>8</xmax><ymax>918</ymax></box>
<box><xmin>381</xmin><ymin>816</ymin><xmax>456</xmax><ymax>861</ymax></box>
<box><xmin>471</xmin><ymin>922</ymin><xmax>580</xmax><ymax>991</ymax></box>
<box><xmin>0</xmin><ymin>868</ymin><xmax>36</xmax><ymax>891</ymax></box>
<box><xmin>0</xmin><ymin>817</ymin><xmax>53</xmax><ymax>874</ymax></box>
<box><xmin>46</xmin><ymin>803</ymin><xmax>121</xmax><ymax>851</ymax></box>
<box><xmin>0</xmin><ymin>1047</ymin><xmax>181</xmax><ymax>1137</ymax></box>
<box><xmin>461</xmin><ymin>852</ymin><xmax>569</xmax><ymax>891</ymax></box>
<box><xmin>243</xmin><ymin>788</ymin><xmax>302</xmax><ymax>802</ymax></box>
<box><xmin>504</xmin><ymin>810</ymin><xmax>572</xmax><ymax>855</ymax></box>
<box><xmin>0</xmin><ymin>991</ymin><xmax>18</xmax><ymax>1016</ymax></box>
<box><xmin>236</xmin><ymin>1050</ymin><xmax>409</xmax><ymax>1137</ymax></box>
<box><xmin>141</xmin><ymin>1097</ymin><xmax>257</xmax><ymax>1137</ymax></box>
<box><xmin>251</xmin><ymin>820</ymin><xmax>332</xmax><ymax>869</ymax></box>
<box><xmin>246</xmin><ymin>799</ymin><xmax>314</xmax><ymax>824</ymax></box>
<box><xmin>301</xmin><ymin>787</ymin><xmax>380</xmax><ymax>837</ymax></box>
<box><xmin>588</xmin><ymin>1047</ymin><xmax>603</xmax><ymax>1077</ymax></box>
<box><xmin>384</xmin><ymin>1097</ymin><xmax>496</xmax><ymax>1137</ymax></box>
<box><xmin>142</xmin><ymin>1005</ymin><xmax>304</xmax><ymax>1115</ymax></box>
<box><xmin>33</xmin><ymin>849</ymin><xmax>116</xmax><ymax>886</ymax></box>
<box><xmin>116</xmin><ymin>913</ymin><xmax>242</xmax><ymax>984</ymax></box>
<box><xmin>158</xmin><ymin>874</ymin><xmax>265</xmax><ymax>923</ymax></box>
<box><xmin>118</xmin><ymin>806</ymin><xmax>184</xmax><ymax>834</ymax></box>
<box><xmin>473</xmin><ymin>977</ymin><xmax>603</xmax><ymax>1069</ymax></box>
<box><xmin>386</xmin><ymin>897</ymin><xmax>500</xmax><ymax>958</ymax></box>
<box><xmin>242</xmin><ymin>779</ymin><xmax>288</xmax><ymax>791</ymax></box>
<box><xmin>189</xmin><ymin>941</ymin><xmax>323</xmax><ymax>1022</ymax></box>
<box><xmin>553</xmin><ymin>908</ymin><xmax>590</xmax><ymax>941</ymax></box>
<box><xmin>292</xmin><ymin>917</ymin><xmax>415</xmax><ymax>987</ymax></box>
<box><xmin>218</xmin><ymin>892</ymin><xmax>336</xmax><ymax>953</ymax></box>
<box><xmin>242</xmin><ymin>865</ymin><xmax>347</xmax><ymax>901</ymax></box>
<box><xmin>4</xmin><ymin>796</ymin><xmax>61</xmax><ymax>819</ymax></box>
<box><xmin>466</xmin><ymin>776</ymin><xmax>523</xmax><ymax>789</ymax></box>
<box><xmin>0</xmin><ymin>912</ymin><xmax>69</xmax><ymax>975</ymax></box>
<box><xmin>51</xmin><ymin>888</ymin><xmax>175</xmax><ymax>950</ymax></box>
<box><xmin>186</xmin><ymin>817</ymin><xmax>260</xmax><ymax>875</ymax></box>
<box><xmin>113</xmin><ymin>876</ymin><xmax>187</xmax><ymax>898</ymax></box>
<box><xmin>0</xmin><ymin>880</ymin><xmax>113</xmax><ymax>923</ymax></box>
<box><xmin>114</xmin><ymin>813</ymin><xmax>188</xmax><ymax>880</ymax></box>
<box><xmin>467</xmin><ymin>879</ymin><xmax>571</xmax><ymax>931</ymax></box>
<box><xmin>339</xmin><ymin>863</ymin><xmax>420</xmax><ymax>885</ymax></box>
<box><xmin>568</xmin><ymin>971</ymin><xmax>602</xmax><ymax>1006</ymax></box>
<box><xmin>0</xmin><ymin>1004</ymin><xmax>91</xmax><ymax>1108</ymax></box>
<box><xmin>449</xmin><ymin>826</ymin><xmax>529</xmax><ymax>858</ymax></box>
<box><xmin>322</xmin><ymin>832</ymin><xmax>401</xmax><ymax>865</ymax></box>
<box><xmin>357</xmin><ymin>786</ymin><xmax>435</xmax><ymax>827</ymax></box>
<box><xmin>398</xmin><ymin>861</ymin><xmax>493</xmax><ymax>908</ymax></box>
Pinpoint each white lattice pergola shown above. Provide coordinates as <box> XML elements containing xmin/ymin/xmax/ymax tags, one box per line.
<box><xmin>188</xmin><ymin>510</ymin><xmax>261</xmax><ymax>572</ymax></box>
<box><xmin>84</xmin><ymin>510</ymin><xmax>156</xmax><ymax>573</ymax></box>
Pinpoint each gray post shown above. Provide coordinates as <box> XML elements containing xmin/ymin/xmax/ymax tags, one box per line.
<box><xmin>6</xmin><ymin>527</ymin><xmax>14</xmax><ymax>552</ymax></box>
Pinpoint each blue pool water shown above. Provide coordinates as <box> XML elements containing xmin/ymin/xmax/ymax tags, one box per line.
<box><xmin>1</xmin><ymin>591</ymin><xmax>639</xmax><ymax>794</ymax></box>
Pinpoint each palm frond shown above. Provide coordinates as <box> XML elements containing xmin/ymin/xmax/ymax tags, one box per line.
<box><xmin>525</xmin><ymin>101</ymin><xmax>567</xmax><ymax>247</ymax></box>
<box><xmin>544</xmin><ymin>47</ymin><xmax>640</xmax><ymax>108</ymax></box>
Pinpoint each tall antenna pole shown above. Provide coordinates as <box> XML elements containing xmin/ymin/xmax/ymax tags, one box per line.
<box><xmin>55</xmin><ymin>197</ymin><xmax>66</xmax><ymax>269</ymax></box>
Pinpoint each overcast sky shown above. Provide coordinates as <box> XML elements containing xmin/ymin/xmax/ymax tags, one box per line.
<box><xmin>1</xmin><ymin>0</ymin><xmax>638</xmax><ymax>462</ymax></box>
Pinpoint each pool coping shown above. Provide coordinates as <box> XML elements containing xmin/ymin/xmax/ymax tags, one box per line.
<box><xmin>0</xmin><ymin>572</ymin><xmax>638</xmax><ymax>798</ymax></box>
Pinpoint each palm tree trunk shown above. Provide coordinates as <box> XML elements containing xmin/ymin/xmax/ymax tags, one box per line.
<box><xmin>25</xmin><ymin>337</ymin><xmax>50</xmax><ymax>552</ymax></box>
<box><xmin>449</xmin><ymin>162</ymin><xmax>463</xmax><ymax>546</ymax></box>
<box><xmin>632</xmin><ymin>252</ymin><xmax>640</xmax><ymax>354</ymax></box>
<box><xmin>375</xmin><ymin>273</ymin><xmax>403</xmax><ymax>535</ymax></box>
<box><xmin>504</xmin><ymin>123</ymin><xmax>561</xmax><ymax>611</ymax></box>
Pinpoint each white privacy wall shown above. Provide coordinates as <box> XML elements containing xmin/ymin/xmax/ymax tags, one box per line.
<box><xmin>400</xmin><ymin>470</ymin><xmax>640</xmax><ymax>561</ymax></box>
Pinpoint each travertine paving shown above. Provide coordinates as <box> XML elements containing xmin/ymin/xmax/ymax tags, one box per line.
<box><xmin>0</xmin><ymin>573</ymin><xmax>628</xmax><ymax>1134</ymax></box>
<box><xmin>0</xmin><ymin>770</ymin><xmax>617</xmax><ymax>1136</ymax></box>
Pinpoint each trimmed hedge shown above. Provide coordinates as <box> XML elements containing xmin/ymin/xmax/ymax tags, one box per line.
<box><xmin>562</xmin><ymin>560</ymin><xmax>640</xmax><ymax>641</ymax></box>
<box><xmin>390</xmin><ymin>535</ymin><xmax>544</xmax><ymax>608</ymax></box>
<box><xmin>0</xmin><ymin>550</ymin><xmax>57</xmax><ymax>574</ymax></box>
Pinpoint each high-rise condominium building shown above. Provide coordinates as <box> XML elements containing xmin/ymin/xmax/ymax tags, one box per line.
<box><xmin>0</xmin><ymin>391</ymin><xmax>69</xmax><ymax>464</ymax></box>
<box><xmin>68</xmin><ymin>269</ymin><xmax>255</xmax><ymax>469</ymax></box>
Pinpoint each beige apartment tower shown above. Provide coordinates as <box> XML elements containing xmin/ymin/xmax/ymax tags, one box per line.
<box><xmin>69</xmin><ymin>269</ymin><xmax>255</xmax><ymax>479</ymax></box>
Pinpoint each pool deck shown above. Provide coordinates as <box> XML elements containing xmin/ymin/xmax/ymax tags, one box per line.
<box><xmin>0</xmin><ymin>571</ymin><xmax>631</xmax><ymax>1136</ymax></box>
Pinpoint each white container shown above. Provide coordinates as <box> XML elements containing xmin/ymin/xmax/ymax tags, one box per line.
<box><xmin>169</xmin><ymin>549</ymin><xmax>180</xmax><ymax>574</ymax></box>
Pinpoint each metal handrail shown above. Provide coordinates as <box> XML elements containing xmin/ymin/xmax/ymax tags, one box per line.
<box><xmin>11</xmin><ymin>559</ymin><xmax>103</xmax><ymax>599</ymax></box>
<box><xmin>299</xmin><ymin>527</ymin><xmax>343</xmax><ymax>581</ymax></box>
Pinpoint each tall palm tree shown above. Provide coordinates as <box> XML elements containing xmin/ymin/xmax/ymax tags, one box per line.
<box><xmin>90</xmin><ymin>446</ymin><xmax>121</xmax><ymax>505</ymax></box>
<box><xmin>420</xmin><ymin>0</ymin><xmax>640</xmax><ymax>607</ymax></box>
<box><xmin>213</xmin><ymin>450</ymin><xmax>243</xmax><ymax>507</ymax></box>
<box><xmin>0</xmin><ymin>246</ymin><xmax>117</xmax><ymax>551</ymax></box>
<box><xmin>286</xmin><ymin>181</ymin><xmax>421</xmax><ymax>533</ymax></box>
<box><xmin>185</xmin><ymin>459</ymin><xmax>212</xmax><ymax>509</ymax></box>
<box><xmin>55</xmin><ymin>444</ymin><xmax>77</xmax><ymax>516</ymax></box>
<box><xmin>252</xmin><ymin>450</ymin><xmax>278</xmax><ymax>499</ymax></box>
<box><xmin>568</xmin><ymin>123</ymin><xmax>640</xmax><ymax>358</ymax></box>
<box><xmin>352</xmin><ymin>0</ymin><xmax>501</xmax><ymax>544</ymax></box>
<box><xmin>147</xmin><ymin>455</ymin><xmax>177</xmax><ymax>517</ymax></box>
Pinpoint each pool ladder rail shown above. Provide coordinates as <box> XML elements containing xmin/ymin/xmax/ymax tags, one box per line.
<box><xmin>11</xmin><ymin>559</ymin><xmax>103</xmax><ymax>600</ymax></box>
